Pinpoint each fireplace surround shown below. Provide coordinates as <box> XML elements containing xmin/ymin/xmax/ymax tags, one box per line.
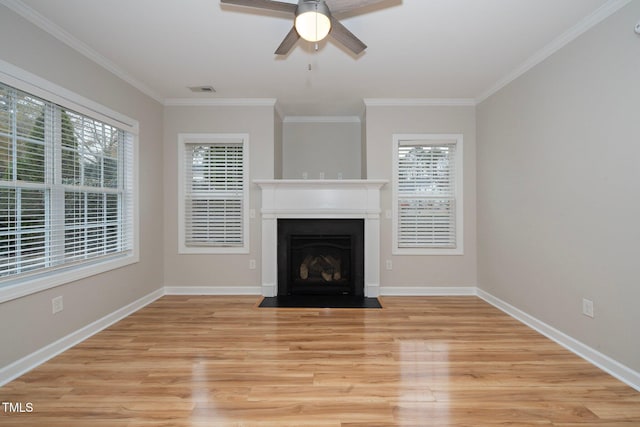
<box><xmin>254</xmin><ymin>179</ymin><xmax>387</xmax><ymax>297</ymax></box>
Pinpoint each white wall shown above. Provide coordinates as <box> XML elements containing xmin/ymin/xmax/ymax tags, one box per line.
<box><xmin>0</xmin><ymin>6</ymin><xmax>164</xmax><ymax>369</ymax></box>
<box><xmin>282</xmin><ymin>119</ymin><xmax>362</xmax><ymax>179</ymax></box>
<box><xmin>163</xmin><ymin>105</ymin><xmax>274</xmax><ymax>289</ymax></box>
<box><xmin>365</xmin><ymin>105</ymin><xmax>477</xmax><ymax>289</ymax></box>
<box><xmin>477</xmin><ymin>1</ymin><xmax>640</xmax><ymax>372</ymax></box>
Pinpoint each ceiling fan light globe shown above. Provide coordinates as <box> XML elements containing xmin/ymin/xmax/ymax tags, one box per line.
<box><xmin>295</xmin><ymin>11</ymin><xmax>331</xmax><ymax>42</ymax></box>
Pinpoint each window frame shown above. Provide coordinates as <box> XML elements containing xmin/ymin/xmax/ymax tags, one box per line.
<box><xmin>0</xmin><ymin>60</ymin><xmax>139</xmax><ymax>304</ymax></box>
<box><xmin>177</xmin><ymin>133</ymin><xmax>250</xmax><ymax>254</ymax></box>
<box><xmin>392</xmin><ymin>133</ymin><xmax>464</xmax><ymax>256</ymax></box>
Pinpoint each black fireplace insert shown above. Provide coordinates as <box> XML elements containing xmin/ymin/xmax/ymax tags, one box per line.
<box><xmin>277</xmin><ymin>219</ymin><xmax>364</xmax><ymax>297</ymax></box>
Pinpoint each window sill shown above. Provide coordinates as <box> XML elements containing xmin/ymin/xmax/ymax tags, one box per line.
<box><xmin>392</xmin><ymin>248</ymin><xmax>464</xmax><ymax>256</ymax></box>
<box><xmin>178</xmin><ymin>245</ymin><xmax>250</xmax><ymax>255</ymax></box>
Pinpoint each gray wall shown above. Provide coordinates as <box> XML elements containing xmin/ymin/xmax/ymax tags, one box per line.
<box><xmin>477</xmin><ymin>1</ymin><xmax>640</xmax><ymax>371</ymax></box>
<box><xmin>282</xmin><ymin>120</ymin><xmax>362</xmax><ymax>179</ymax></box>
<box><xmin>361</xmin><ymin>115</ymin><xmax>367</xmax><ymax>178</ymax></box>
<box><xmin>0</xmin><ymin>6</ymin><xmax>164</xmax><ymax>368</ymax></box>
<box><xmin>274</xmin><ymin>109</ymin><xmax>284</xmax><ymax>180</ymax></box>
<box><xmin>163</xmin><ymin>105</ymin><xmax>274</xmax><ymax>288</ymax></box>
<box><xmin>366</xmin><ymin>105</ymin><xmax>477</xmax><ymax>289</ymax></box>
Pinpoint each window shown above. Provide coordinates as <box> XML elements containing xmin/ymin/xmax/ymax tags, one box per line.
<box><xmin>392</xmin><ymin>134</ymin><xmax>463</xmax><ymax>255</ymax></box>
<box><xmin>0</xmin><ymin>73</ymin><xmax>137</xmax><ymax>302</ymax></box>
<box><xmin>178</xmin><ymin>134</ymin><xmax>249</xmax><ymax>254</ymax></box>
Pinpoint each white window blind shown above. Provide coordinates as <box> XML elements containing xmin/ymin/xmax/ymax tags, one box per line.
<box><xmin>0</xmin><ymin>82</ymin><xmax>134</xmax><ymax>281</ymax></box>
<box><xmin>180</xmin><ymin>136</ymin><xmax>248</xmax><ymax>253</ymax></box>
<box><xmin>393</xmin><ymin>135</ymin><xmax>463</xmax><ymax>255</ymax></box>
<box><xmin>60</xmin><ymin>110</ymin><xmax>134</xmax><ymax>265</ymax></box>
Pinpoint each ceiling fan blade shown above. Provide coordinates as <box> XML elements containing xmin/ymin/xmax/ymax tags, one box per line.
<box><xmin>329</xmin><ymin>16</ymin><xmax>366</xmax><ymax>55</ymax></box>
<box><xmin>220</xmin><ymin>0</ymin><xmax>297</xmax><ymax>14</ymax></box>
<box><xmin>325</xmin><ymin>0</ymin><xmax>387</xmax><ymax>14</ymax></box>
<box><xmin>275</xmin><ymin>26</ymin><xmax>300</xmax><ymax>55</ymax></box>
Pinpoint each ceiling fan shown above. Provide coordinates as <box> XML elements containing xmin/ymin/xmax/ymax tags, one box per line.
<box><xmin>220</xmin><ymin>0</ymin><xmax>387</xmax><ymax>55</ymax></box>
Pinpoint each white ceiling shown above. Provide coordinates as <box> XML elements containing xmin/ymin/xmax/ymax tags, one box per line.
<box><xmin>11</xmin><ymin>0</ymin><xmax>615</xmax><ymax>115</ymax></box>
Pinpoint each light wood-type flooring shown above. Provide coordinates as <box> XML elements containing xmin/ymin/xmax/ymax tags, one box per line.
<box><xmin>1</xmin><ymin>296</ymin><xmax>639</xmax><ymax>426</ymax></box>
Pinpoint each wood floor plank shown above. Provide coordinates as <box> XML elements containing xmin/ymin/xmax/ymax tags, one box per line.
<box><xmin>0</xmin><ymin>295</ymin><xmax>638</xmax><ymax>426</ymax></box>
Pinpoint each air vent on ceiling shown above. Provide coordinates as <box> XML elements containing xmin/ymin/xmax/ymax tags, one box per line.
<box><xmin>188</xmin><ymin>85</ymin><xmax>216</xmax><ymax>93</ymax></box>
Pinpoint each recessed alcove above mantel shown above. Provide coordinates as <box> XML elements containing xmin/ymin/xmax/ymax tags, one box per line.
<box><xmin>278</xmin><ymin>116</ymin><xmax>365</xmax><ymax>180</ymax></box>
<box><xmin>254</xmin><ymin>179</ymin><xmax>387</xmax><ymax>297</ymax></box>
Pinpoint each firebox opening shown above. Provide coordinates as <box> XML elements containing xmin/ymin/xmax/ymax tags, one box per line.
<box><xmin>290</xmin><ymin>235</ymin><xmax>352</xmax><ymax>295</ymax></box>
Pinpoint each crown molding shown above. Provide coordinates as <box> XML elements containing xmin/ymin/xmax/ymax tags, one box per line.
<box><xmin>475</xmin><ymin>0</ymin><xmax>633</xmax><ymax>104</ymax></box>
<box><xmin>0</xmin><ymin>59</ymin><xmax>138</xmax><ymax>132</ymax></box>
<box><xmin>1</xmin><ymin>0</ymin><xmax>164</xmax><ymax>104</ymax></box>
<box><xmin>283</xmin><ymin>115</ymin><xmax>361</xmax><ymax>123</ymax></box>
<box><xmin>164</xmin><ymin>98</ymin><xmax>277</xmax><ymax>107</ymax></box>
<box><xmin>363</xmin><ymin>98</ymin><xmax>476</xmax><ymax>107</ymax></box>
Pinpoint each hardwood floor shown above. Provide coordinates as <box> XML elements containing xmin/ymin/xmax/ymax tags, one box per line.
<box><xmin>1</xmin><ymin>296</ymin><xmax>638</xmax><ymax>426</ymax></box>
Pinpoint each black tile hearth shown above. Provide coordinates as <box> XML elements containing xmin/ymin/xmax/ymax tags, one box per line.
<box><xmin>258</xmin><ymin>295</ymin><xmax>382</xmax><ymax>309</ymax></box>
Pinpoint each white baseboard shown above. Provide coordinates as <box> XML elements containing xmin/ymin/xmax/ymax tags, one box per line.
<box><xmin>380</xmin><ymin>286</ymin><xmax>477</xmax><ymax>296</ymax></box>
<box><xmin>164</xmin><ymin>286</ymin><xmax>262</xmax><ymax>295</ymax></box>
<box><xmin>0</xmin><ymin>288</ymin><xmax>164</xmax><ymax>387</ymax></box>
<box><xmin>477</xmin><ymin>288</ymin><xmax>640</xmax><ymax>392</ymax></box>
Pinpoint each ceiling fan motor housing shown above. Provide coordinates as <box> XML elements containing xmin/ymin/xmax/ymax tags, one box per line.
<box><xmin>295</xmin><ymin>0</ymin><xmax>332</xmax><ymax>42</ymax></box>
<box><xmin>299</xmin><ymin>0</ymin><xmax>330</xmax><ymax>12</ymax></box>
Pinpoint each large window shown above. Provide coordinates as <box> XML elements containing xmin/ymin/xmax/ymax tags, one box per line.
<box><xmin>392</xmin><ymin>134</ymin><xmax>463</xmax><ymax>255</ymax></box>
<box><xmin>178</xmin><ymin>134</ymin><xmax>249</xmax><ymax>254</ymax></box>
<box><xmin>0</xmin><ymin>76</ymin><xmax>137</xmax><ymax>301</ymax></box>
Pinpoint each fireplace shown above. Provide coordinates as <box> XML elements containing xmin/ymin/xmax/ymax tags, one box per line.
<box><xmin>254</xmin><ymin>179</ymin><xmax>387</xmax><ymax>297</ymax></box>
<box><xmin>277</xmin><ymin>219</ymin><xmax>364</xmax><ymax>297</ymax></box>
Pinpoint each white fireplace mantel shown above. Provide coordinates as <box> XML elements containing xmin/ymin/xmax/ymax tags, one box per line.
<box><xmin>254</xmin><ymin>179</ymin><xmax>387</xmax><ymax>297</ymax></box>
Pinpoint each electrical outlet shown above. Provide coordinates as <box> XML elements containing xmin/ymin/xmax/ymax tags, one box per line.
<box><xmin>249</xmin><ymin>259</ymin><xmax>256</xmax><ymax>270</ymax></box>
<box><xmin>582</xmin><ymin>298</ymin><xmax>594</xmax><ymax>318</ymax></box>
<box><xmin>319</xmin><ymin>172</ymin><xmax>325</xmax><ymax>179</ymax></box>
<box><xmin>386</xmin><ymin>260</ymin><xmax>393</xmax><ymax>270</ymax></box>
<box><xmin>52</xmin><ymin>296</ymin><xmax>63</xmax><ymax>314</ymax></box>
<box><xmin>302</xmin><ymin>172</ymin><xmax>308</xmax><ymax>179</ymax></box>
<box><xmin>337</xmin><ymin>172</ymin><xmax>343</xmax><ymax>180</ymax></box>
